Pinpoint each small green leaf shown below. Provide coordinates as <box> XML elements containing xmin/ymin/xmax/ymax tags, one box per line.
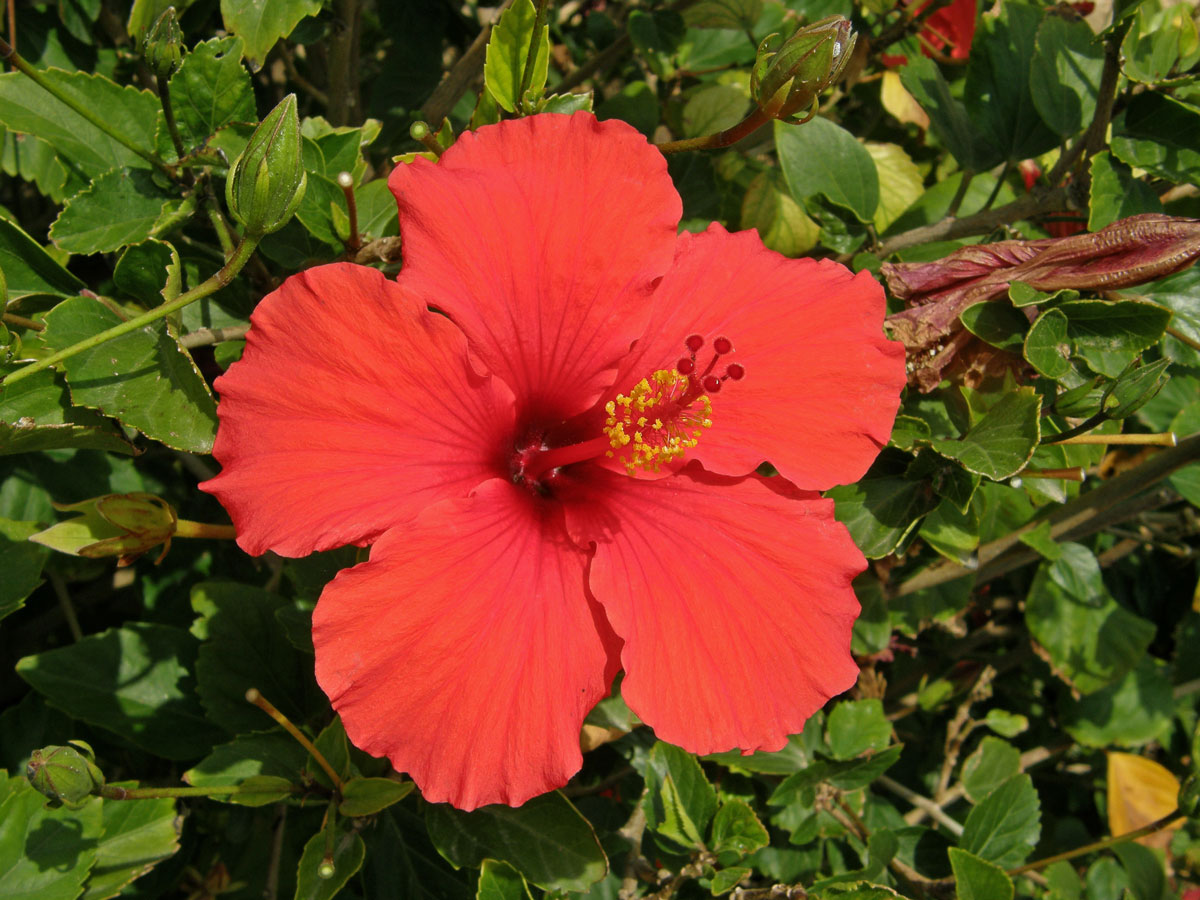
<box><xmin>1102</xmin><ymin>358</ymin><xmax>1170</xmax><ymax>420</ymax></box>
<box><xmin>983</xmin><ymin>710</ymin><xmax>1029</xmax><ymax>739</ymax></box>
<box><xmin>930</xmin><ymin>387</ymin><xmax>1042</xmax><ymax>481</ymax></box>
<box><xmin>961</xmin><ymin>737</ymin><xmax>1021</xmax><ymax>804</ymax></box>
<box><xmin>168</xmin><ymin>36</ymin><xmax>255</xmax><ymax>152</ymax></box>
<box><xmin>776</xmin><ymin>117</ymin><xmax>879</xmax><ymax>223</ymax></box>
<box><xmin>220</xmin><ymin>0</ymin><xmax>322</xmax><ymax>70</ymax></box>
<box><xmin>477</xmin><ymin>859</ymin><xmax>533</xmax><ymax>900</ymax></box>
<box><xmin>769</xmin><ymin>745</ymin><xmax>904</xmax><ymax>805</ymax></box>
<box><xmin>959</xmin><ymin>774</ymin><xmax>1041</xmax><ymax>869</ymax></box>
<box><xmin>627</xmin><ymin>10</ymin><xmax>685</xmax><ymax>80</ymax></box>
<box><xmin>484</xmin><ymin>0</ymin><xmax>550</xmax><ymax>113</ymax></box>
<box><xmin>681</xmin><ymin>84</ymin><xmax>747</xmax><ymax>138</ymax></box>
<box><xmin>827</xmin><ymin>699</ymin><xmax>892</xmax><ymax>761</ymax></box>
<box><xmin>113</xmin><ymin>240</ymin><xmax>180</xmax><ymax>307</ymax></box>
<box><xmin>709</xmin><ymin>799</ymin><xmax>768</xmax><ymax>858</ymax></box>
<box><xmin>1</xmin><ymin>366</ymin><xmax>136</xmax><ymax>457</ymax></box>
<box><xmin>1025</xmin><ymin>543</ymin><xmax>1155</xmax><ymax>694</ymax></box>
<box><xmin>1023</xmin><ymin>308</ymin><xmax>1071</xmax><ymax>379</ymax></box>
<box><xmin>643</xmin><ymin>741</ymin><xmax>717</xmax><ymax>848</ymax></box>
<box><xmin>425</xmin><ymin>792</ymin><xmax>607</xmax><ymax>892</ymax></box>
<box><xmin>948</xmin><ymin>848</ymin><xmax>1014</xmax><ymax>900</ymax></box>
<box><xmin>50</xmin><ymin>168</ymin><xmax>179</xmax><ymax>254</ymax></box>
<box><xmin>960</xmin><ymin>301</ymin><xmax>1029</xmax><ymax>354</ymax></box>
<box><xmin>339</xmin><ymin>778</ymin><xmax>415</xmax><ymax>818</ymax></box>
<box><xmin>183</xmin><ymin>732</ymin><xmax>307</xmax><ymax>799</ymax></box>
<box><xmin>1112</xmin><ymin>841</ymin><xmax>1166</xmax><ymax>900</ymax></box>
<box><xmin>1112</xmin><ymin>92</ymin><xmax>1200</xmax><ymax>185</ymax></box>
<box><xmin>709</xmin><ymin>866</ymin><xmax>752</xmax><ymax>895</ymax></box>
<box><xmin>40</xmin><ymin>296</ymin><xmax>218</xmax><ymax>453</ymax></box>
<box><xmin>294</xmin><ymin>825</ymin><xmax>365</xmax><ymax>900</ymax></box>
<box><xmin>684</xmin><ymin>0</ymin><xmax>763</xmax><ymax>29</ymax></box>
<box><xmin>1122</xmin><ymin>2</ymin><xmax>1200</xmax><ymax>84</ymax></box>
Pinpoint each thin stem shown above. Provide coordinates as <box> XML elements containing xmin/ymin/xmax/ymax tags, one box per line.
<box><xmin>0</xmin><ymin>237</ymin><xmax>258</xmax><ymax>389</ymax></box>
<box><xmin>1022</xmin><ymin>467</ymin><xmax>1086</xmax><ymax>481</ymax></box>
<box><xmin>1041</xmin><ymin>410</ymin><xmax>1108</xmax><ymax>444</ymax></box>
<box><xmin>945</xmin><ymin>170</ymin><xmax>975</xmax><ymax>218</ymax></box>
<box><xmin>99</xmin><ymin>782</ymin><xmax>299</xmax><ymax>800</ymax></box>
<box><xmin>878</xmin><ymin>775</ymin><xmax>964</xmax><ymax>836</ymax></box>
<box><xmin>48</xmin><ymin>571</ymin><xmax>83</xmax><ymax>642</ymax></box>
<box><xmin>518</xmin><ymin>0</ymin><xmax>551</xmax><ymax>112</ymax></box>
<box><xmin>179</xmin><ymin>324</ymin><xmax>249</xmax><ymax>348</ymax></box>
<box><xmin>1008</xmin><ymin>810</ymin><xmax>1185</xmax><ymax>877</ymax></box>
<box><xmin>1167</xmin><ymin>325</ymin><xmax>1200</xmax><ymax>353</ymax></box>
<box><xmin>245</xmin><ymin>688</ymin><xmax>345</xmax><ymax>792</ymax></box>
<box><xmin>0</xmin><ymin>36</ymin><xmax>172</xmax><ymax>178</ymax></box>
<box><xmin>174</xmin><ymin>520</ymin><xmax>238</xmax><ymax>540</ymax></box>
<box><xmin>337</xmin><ymin>171</ymin><xmax>360</xmax><ymax>252</ymax></box>
<box><xmin>157</xmin><ymin>75</ymin><xmax>188</xmax><ymax>165</ymax></box>
<box><xmin>1056</xmin><ymin>432</ymin><xmax>1177</xmax><ymax>447</ymax></box>
<box><xmin>656</xmin><ymin>107</ymin><xmax>770</xmax><ymax>154</ymax></box>
<box><xmin>3</xmin><ymin>312</ymin><xmax>42</xmax><ymax>331</ymax></box>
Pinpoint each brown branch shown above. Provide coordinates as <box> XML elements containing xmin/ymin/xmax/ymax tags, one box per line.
<box><xmin>326</xmin><ymin>0</ymin><xmax>362</xmax><ymax>126</ymax></box>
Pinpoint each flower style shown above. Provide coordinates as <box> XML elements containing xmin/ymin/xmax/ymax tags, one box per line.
<box><xmin>201</xmin><ymin>112</ymin><xmax>905</xmax><ymax>810</ymax></box>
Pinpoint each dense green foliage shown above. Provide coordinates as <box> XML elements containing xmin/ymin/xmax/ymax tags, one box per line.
<box><xmin>1</xmin><ymin>1</ymin><xmax>1199</xmax><ymax>899</ymax></box>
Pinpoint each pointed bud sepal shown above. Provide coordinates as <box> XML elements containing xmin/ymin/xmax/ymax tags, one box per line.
<box><xmin>225</xmin><ymin>94</ymin><xmax>307</xmax><ymax>237</ymax></box>
<box><xmin>751</xmin><ymin>16</ymin><xmax>855</xmax><ymax>124</ymax></box>
<box><xmin>27</xmin><ymin>741</ymin><xmax>105</xmax><ymax>809</ymax></box>
<box><xmin>142</xmin><ymin>7</ymin><xmax>183</xmax><ymax>81</ymax></box>
<box><xmin>30</xmin><ymin>492</ymin><xmax>179</xmax><ymax>566</ymax></box>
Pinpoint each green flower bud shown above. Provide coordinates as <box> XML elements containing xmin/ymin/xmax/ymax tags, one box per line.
<box><xmin>30</xmin><ymin>492</ymin><xmax>179</xmax><ymax>566</ymax></box>
<box><xmin>27</xmin><ymin>741</ymin><xmax>104</xmax><ymax>809</ymax></box>
<box><xmin>751</xmin><ymin>16</ymin><xmax>856</xmax><ymax>124</ymax></box>
<box><xmin>142</xmin><ymin>7</ymin><xmax>183</xmax><ymax>81</ymax></box>
<box><xmin>225</xmin><ymin>94</ymin><xmax>307</xmax><ymax>237</ymax></box>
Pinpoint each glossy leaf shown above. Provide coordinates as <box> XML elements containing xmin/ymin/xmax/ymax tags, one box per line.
<box><xmin>168</xmin><ymin>36</ymin><xmax>255</xmax><ymax>152</ymax></box>
<box><xmin>339</xmin><ymin>778</ymin><xmax>415</xmax><ymax>818</ymax></box>
<box><xmin>710</xmin><ymin>799</ymin><xmax>769</xmax><ymax>858</ymax></box>
<box><xmin>0</xmin><ymin>776</ymin><xmax>102</xmax><ymax>900</ymax></box>
<box><xmin>1088</xmin><ymin>152</ymin><xmax>1161</xmax><ymax>232</ymax></box>
<box><xmin>643</xmin><ymin>741</ymin><xmax>717</xmax><ymax>848</ymax></box>
<box><xmin>220</xmin><ymin>0</ymin><xmax>322</xmax><ymax>70</ymax></box>
<box><xmin>476</xmin><ymin>859</ymin><xmax>533</xmax><ymax>900</ymax></box>
<box><xmin>930</xmin><ymin>388</ymin><xmax>1041</xmax><ymax>481</ymax></box>
<box><xmin>775</xmin><ymin>117</ymin><xmax>879</xmax><ymax>223</ymax></box>
<box><xmin>961</xmin><ymin>737</ymin><xmax>1021</xmax><ymax>804</ymax></box>
<box><xmin>484</xmin><ymin>0</ymin><xmax>550</xmax><ymax>113</ymax></box>
<box><xmin>1023</xmin><ymin>308</ymin><xmax>1071</xmax><ymax>379</ymax></box>
<box><xmin>295</xmin><ymin>825</ymin><xmax>365</xmax><ymax>900</ymax></box>
<box><xmin>828</xmin><ymin>475</ymin><xmax>937</xmax><ymax>559</ymax></box>
<box><xmin>1030</xmin><ymin>15</ymin><xmax>1104</xmax><ymax>137</ymax></box>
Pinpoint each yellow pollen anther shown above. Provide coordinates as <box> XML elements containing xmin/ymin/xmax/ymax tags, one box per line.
<box><xmin>602</xmin><ymin>369</ymin><xmax>714</xmax><ymax>474</ymax></box>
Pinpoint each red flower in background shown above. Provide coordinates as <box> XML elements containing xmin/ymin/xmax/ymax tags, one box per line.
<box><xmin>201</xmin><ymin>113</ymin><xmax>905</xmax><ymax>809</ymax></box>
<box><xmin>881</xmin><ymin>0</ymin><xmax>977</xmax><ymax>67</ymax></box>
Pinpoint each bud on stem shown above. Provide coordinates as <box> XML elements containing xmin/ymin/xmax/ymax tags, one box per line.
<box><xmin>27</xmin><ymin>741</ymin><xmax>105</xmax><ymax>809</ymax></box>
<box><xmin>226</xmin><ymin>94</ymin><xmax>307</xmax><ymax>237</ymax></box>
<box><xmin>751</xmin><ymin>16</ymin><xmax>856</xmax><ymax>124</ymax></box>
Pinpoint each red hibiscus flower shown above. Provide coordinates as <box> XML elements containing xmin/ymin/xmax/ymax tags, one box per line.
<box><xmin>201</xmin><ymin>112</ymin><xmax>905</xmax><ymax>810</ymax></box>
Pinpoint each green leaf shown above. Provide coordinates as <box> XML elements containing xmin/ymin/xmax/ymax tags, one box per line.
<box><xmin>40</xmin><ymin>296</ymin><xmax>218</xmax><ymax>452</ymax></box>
<box><xmin>50</xmin><ymin>168</ymin><xmax>179</xmax><ymax>254</ymax></box>
<box><xmin>1044</xmin><ymin>860</ymin><xmax>1083</xmax><ymax>900</ymax></box>
<box><xmin>353</xmin><ymin>179</ymin><xmax>400</xmax><ymax>240</ymax></box>
<box><xmin>295</xmin><ymin>825</ymin><xmax>365</xmax><ymax>900</ymax></box>
<box><xmin>113</xmin><ymin>240</ymin><xmax>179</xmax><ymax>307</ymax></box>
<box><xmin>866</xmin><ymin>142</ymin><xmax>924</xmax><ymax>234</ymax></box>
<box><xmin>948</xmin><ymin>848</ymin><xmax>1014</xmax><ymax>900</ymax></box>
<box><xmin>0</xmin><ymin>69</ymin><xmax>160</xmax><ymax>177</ymax></box>
<box><xmin>0</xmin><ymin>366</ymin><xmax>137</xmax><ymax>457</ymax></box>
<box><xmin>1143</xmin><ymin>267</ymin><xmax>1200</xmax><ymax>367</ymax></box>
<box><xmin>1102</xmin><ymin>358</ymin><xmax>1170</xmax><ymax>420</ymax></box>
<box><xmin>1023</xmin><ymin>308</ymin><xmax>1071</xmax><ymax>379</ymax></box>
<box><xmin>309</xmin><ymin>717</ymin><xmax>351</xmax><ymax>790</ymax></box>
<box><xmin>1061</xmin><ymin>299</ymin><xmax>1172</xmax><ymax>377</ymax></box>
<box><xmin>1168</xmin><ymin>402</ymin><xmax>1200</xmax><ymax>506</ymax></box>
<box><xmin>628</xmin><ymin>10</ymin><xmax>685</xmax><ymax>80</ymax></box>
<box><xmin>339</xmin><ymin>778</ymin><xmax>415</xmax><ymax>818</ymax></box>
<box><xmin>960</xmin><ymin>737</ymin><xmax>1021</xmax><ymax>804</ymax></box>
<box><xmin>960</xmin><ymin>301</ymin><xmax>1029</xmax><ymax>354</ymax></box>
<box><xmin>643</xmin><ymin>741</ymin><xmax>717</xmax><ymax>848</ymax></box>
<box><xmin>984</xmin><ymin>710</ymin><xmax>1030</xmax><ymax>739</ymax></box>
<box><xmin>0</xmin><ymin>519</ymin><xmax>50</xmax><ymax>622</ymax></box>
<box><xmin>82</xmin><ymin>793</ymin><xmax>180</xmax><ymax>900</ymax></box>
<box><xmin>931</xmin><ymin>387</ymin><xmax>1042</xmax><ymax>480</ymax></box>
<box><xmin>705</xmin><ymin>730</ymin><xmax>814</xmax><ymax>775</ymax></box>
<box><xmin>1112</xmin><ymin>93</ymin><xmax>1200</xmax><ymax>185</ymax></box>
<box><xmin>959</xmin><ymin>774</ymin><xmax>1041</xmax><ymax>869</ymax></box>
<box><xmin>1031</xmin><ymin>15</ymin><xmax>1104</xmax><ymax>137</ymax></box>
<box><xmin>167</xmin><ymin>36</ymin><xmax>255</xmax><ymax>152</ymax></box>
<box><xmin>183</xmin><ymin>732</ymin><xmax>308</xmax><ymax>791</ymax></box>
<box><xmin>681</xmin><ymin>84</ymin><xmax>747</xmax><ymax>138</ymax></box>
<box><xmin>0</xmin><ymin>777</ymin><xmax>103</xmax><ymax>900</ymax></box>
<box><xmin>900</xmin><ymin>56</ymin><xmax>993</xmax><ymax>170</ymax></box>
<box><xmin>1112</xmin><ymin>842</ymin><xmax>1166</xmax><ymax>900</ymax></box>
<box><xmin>16</xmin><ymin>623</ymin><xmax>223</xmax><ymax>760</ymax></box>
<box><xmin>918</xmin><ymin>499</ymin><xmax>979</xmax><ymax>565</ymax></box>
<box><xmin>1</xmin><ymin>130</ymin><xmax>77</xmax><ymax>203</ymax></box>
<box><xmin>1121</xmin><ymin>2</ymin><xmax>1200</xmax><ymax>84</ymax></box>
<box><xmin>1061</xmin><ymin>658</ymin><xmax>1173</xmax><ymax>748</ymax></box>
<box><xmin>684</xmin><ymin>0</ymin><xmax>763</xmax><ymax>29</ymax></box>
<box><xmin>484</xmin><ymin>0</ymin><xmax>550</xmax><ymax>113</ymax></box>
<box><xmin>769</xmin><ymin>745</ymin><xmax>904</xmax><ymax>805</ymax></box>
<box><xmin>776</xmin><ymin>117</ymin><xmax>879</xmax><ymax>223</ymax></box>
<box><xmin>889</xmin><ymin>415</ymin><xmax>932</xmax><ymax>452</ymax></box>
<box><xmin>425</xmin><ymin>792</ymin><xmax>607</xmax><ymax>892</ymax></box>
<box><xmin>962</xmin><ymin>2</ymin><xmax>1059</xmax><ymax>161</ymax></box>
<box><xmin>220</xmin><ymin>0</ymin><xmax>322</xmax><ymax>71</ymax></box>
<box><xmin>1025</xmin><ymin>543</ymin><xmax>1155</xmax><ymax>694</ymax></box>
<box><xmin>1088</xmin><ymin>152</ymin><xmax>1162</xmax><ymax>232</ymax></box>
<box><xmin>710</xmin><ymin>799</ymin><xmax>769</xmax><ymax>858</ymax></box>
<box><xmin>829</xmin><ymin>474</ymin><xmax>936</xmax><ymax>559</ymax></box>
<box><xmin>740</xmin><ymin>169</ymin><xmax>819</xmax><ymax>257</ymax></box>
<box><xmin>477</xmin><ymin>859</ymin><xmax>533</xmax><ymax>900</ymax></box>
<box><xmin>191</xmin><ymin>581</ymin><xmax>320</xmax><ymax>734</ymax></box>
<box><xmin>0</xmin><ymin>217</ymin><xmax>85</xmax><ymax>300</ymax></box>
<box><xmin>826</xmin><ymin>699</ymin><xmax>892</xmax><ymax>761</ymax></box>
<box><xmin>710</xmin><ymin>866</ymin><xmax>752</xmax><ymax>895</ymax></box>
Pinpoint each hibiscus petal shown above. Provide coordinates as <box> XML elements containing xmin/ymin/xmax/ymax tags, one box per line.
<box><xmin>313</xmin><ymin>478</ymin><xmax>620</xmax><ymax>810</ymax></box>
<box><xmin>202</xmin><ymin>263</ymin><xmax>515</xmax><ymax>557</ymax></box>
<box><xmin>608</xmin><ymin>225</ymin><xmax>906</xmax><ymax>489</ymax></box>
<box><xmin>565</xmin><ymin>463</ymin><xmax>863</xmax><ymax>754</ymax></box>
<box><xmin>389</xmin><ymin>112</ymin><xmax>681</xmax><ymax>423</ymax></box>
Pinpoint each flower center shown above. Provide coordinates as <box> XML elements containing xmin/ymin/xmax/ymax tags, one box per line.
<box><xmin>513</xmin><ymin>334</ymin><xmax>743</xmax><ymax>484</ymax></box>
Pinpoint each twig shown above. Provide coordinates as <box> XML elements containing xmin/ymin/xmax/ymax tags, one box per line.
<box><xmin>265</xmin><ymin>805</ymin><xmax>287</xmax><ymax>900</ymax></box>
<box><xmin>2</xmin><ymin>312</ymin><xmax>42</xmax><ymax>331</ymax></box>
<box><xmin>657</xmin><ymin>108</ymin><xmax>770</xmax><ymax>154</ymax></box>
<box><xmin>1055</xmin><ymin>432</ymin><xmax>1176</xmax><ymax>447</ymax></box>
<box><xmin>48</xmin><ymin>571</ymin><xmax>83</xmax><ymax>642</ymax></box>
<box><xmin>877</xmin><ymin>775</ymin><xmax>964</xmax><ymax>836</ymax></box>
<box><xmin>617</xmin><ymin>802</ymin><xmax>651</xmax><ymax>900</ymax></box>
<box><xmin>245</xmin><ymin>688</ymin><xmax>345</xmax><ymax>792</ymax></box>
<box><xmin>1008</xmin><ymin>810</ymin><xmax>1185</xmax><ymax>877</ymax></box>
<box><xmin>420</xmin><ymin>0</ymin><xmax>514</xmax><ymax>125</ymax></box>
<box><xmin>326</xmin><ymin>0</ymin><xmax>362</xmax><ymax>126</ymax></box>
<box><xmin>180</xmin><ymin>324</ymin><xmax>250</xmax><ymax>348</ymax></box>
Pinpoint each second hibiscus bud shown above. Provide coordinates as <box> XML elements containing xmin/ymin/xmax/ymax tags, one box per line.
<box><xmin>751</xmin><ymin>16</ymin><xmax>856</xmax><ymax>123</ymax></box>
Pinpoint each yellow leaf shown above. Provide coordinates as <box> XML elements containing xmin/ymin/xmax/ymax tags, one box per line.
<box><xmin>1106</xmin><ymin>752</ymin><xmax>1184</xmax><ymax>849</ymax></box>
<box><xmin>881</xmin><ymin>70</ymin><xmax>929</xmax><ymax>130</ymax></box>
<box><xmin>866</xmin><ymin>142</ymin><xmax>925</xmax><ymax>234</ymax></box>
<box><xmin>741</xmin><ymin>170</ymin><xmax>820</xmax><ymax>258</ymax></box>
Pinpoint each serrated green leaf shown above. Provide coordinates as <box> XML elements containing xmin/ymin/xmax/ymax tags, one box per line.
<box><xmin>0</xmin><ymin>217</ymin><xmax>85</xmax><ymax>300</ymax></box>
<box><xmin>776</xmin><ymin>117</ymin><xmax>879</xmax><ymax>223</ymax></box>
<box><xmin>82</xmin><ymin>793</ymin><xmax>180</xmax><ymax>900</ymax></box>
<box><xmin>40</xmin><ymin>296</ymin><xmax>217</xmax><ymax>452</ymax></box>
<box><xmin>477</xmin><ymin>859</ymin><xmax>533</xmax><ymax>900</ymax></box>
<box><xmin>220</xmin><ymin>0</ymin><xmax>322</xmax><ymax>71</ymax></box>
<box><xmin>17</xmin><ymin>623</ymin><xmax>223</xmax><ymax>760</ymax></box>
<box><xmin>948</xmin><ymin>847</ymin><xmax>1014</xmax><ymax>900</ymax></box>
<box><xmin>1088</xmin><ymin>152</ymin><xmax>1162</xmax><ymax>232</ymax></box>
<box><xmin>769</xmin><ymin>745</ymin><xmax>904</xmax><ymax>805</ymax></box>
<box><xmin>0</xmin><ymin>778</ymin><xmax>103</xmax><ymax>900</ymax></box>
<box><xmin>0</xmin><ymin>366</ymin><xmax>137</xmax><ymax>456</ymax></box>
<box><xmin>709</xmin><ymin>799</ymin><xmax>768</xmax><ymax>858</ymax></box>
<box><xmin>643</xmin><ymin>741</ymin><xmax>717</xmax><ymax>848</ymax></box>
<box><xmin>0</xmin><ymin>69</ymin><xmax>160</xmax><ymax>178</ymax></box>
<box><xmin>1031</xmin><ymin>15</ymin><xmax>1104</xmax><ymax>137</ymax></box>
<box><xmin>168</xmin><ymin>36</ymin><xmax>255</xmax><ymax>152</ymax></box>
<box><xmin>1061</xmin><ymin>658</ymin><xmax>1174</xmax><ymax>748</ymax></box>
<box><xmin>827</xmin><ymin>699</ymin><xmax>892</xmax><ymax>761</ymax></box>
<box><xmin>1059</xmin><ymin>299</ymin><xmax>1171</xmax><ymax>378</ymax></box>
<box><xmin>484</xmin><ymin>0</ymin><xmax>550</xmax><ymax>113</ymax></box>
<box><xmin>295</xmin><ymin>825</ymin><xmax>365</xmax><ymax>900</ymax></box>
<box><xmin>50</xmin><ymin>168</ymin><xmax>179</xmax><ymax>254</ymax></box>
<box><xmin>961</xmin><ymin>737</ymin><xmax>1021</xmax><ymax>804</ymax></box>
<box><xmin>829</xmin><ymin>475</ymin><xmax>937</xmax><ymax>558</ymax></box>
<box><xmin>1023</xmin><ymin>308</ymin><xmax>1071</xmax><ymax>379</ymax></box>
<box><xmin>931</xmin><ymin>388</ymin><xmax>1041</xmax><ymax>480</ymax></box>
<box><xmin>959</xmin><ymin>774</ymin><xmax>1041</xmax><ymax>869</ymax></box>
<box><xmin>113</xmin><ymin>240</ymin><xmax>179</xmax><ymax>307</ymax></box>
